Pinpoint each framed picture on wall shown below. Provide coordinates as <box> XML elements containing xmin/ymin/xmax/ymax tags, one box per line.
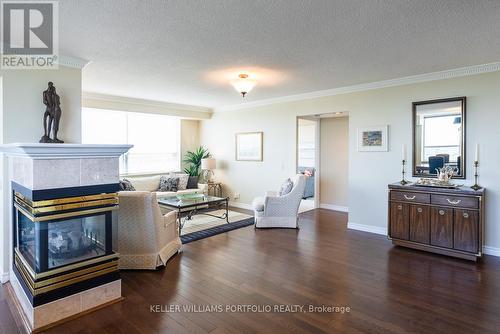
<box><xmin>235</xmin><ymin>132</ymin><xmax>263</xmax><ymax>161</ymax></box>
<box><xmin>357</xmin><ymin>125</ymin><xmax>388</xmax><ymax>152</ymax></box>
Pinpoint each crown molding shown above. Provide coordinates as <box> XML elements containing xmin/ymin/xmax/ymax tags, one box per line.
<box><xmin>82</xmin><ymin>92</ymin><xmax>213</xmax><ymax>119</ymax></box>
<box><xmin>215</xmin><ymin>62</ymin><xmax>500</xmax><ymax>112</ymax></box>
<box><xmin>57</xmin><ymin>55</ymin><xmax>89</xmax><ymax>69</ymax></box>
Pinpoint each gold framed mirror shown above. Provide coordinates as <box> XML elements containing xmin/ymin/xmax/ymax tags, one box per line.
<box><xmin>412</xmin><ymin>97</ymin><xmax>466</xmax><ymax>179</ymax></box>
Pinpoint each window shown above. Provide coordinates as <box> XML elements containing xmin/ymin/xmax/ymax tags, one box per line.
<box><xmin>422</xmin><ymin>114</ymin><xmax>461</xmax><ymax>162</ymax></box>
<box><xmin>82</xmin><ymin>108</ymin><xmax>180</xmax><ymax>174</ymax></box>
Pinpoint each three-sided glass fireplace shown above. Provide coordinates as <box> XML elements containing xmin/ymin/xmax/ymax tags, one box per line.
<box><xmin>13</xmin><ymin>182</ymin><xmax>120</xmax><ymax>306</ymax></box>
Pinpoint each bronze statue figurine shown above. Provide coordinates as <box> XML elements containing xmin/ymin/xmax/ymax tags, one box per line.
<box><xmin>40</xmin><ymin>82</ymin><xmax>64</xmax><ymax>143</ymax></box>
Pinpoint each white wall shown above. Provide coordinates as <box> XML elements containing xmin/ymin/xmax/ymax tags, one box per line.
<box><xmin>201</xmin><ymin>108</ymin><xmax>297</xmax><ymax>204</ymax></box>
<box><xmin>320</xmin><ymin>116</ymin><xmax>349</xmax><ymax>208</ymax></box>
<box><xmin>200</xmin><ymin>71</ymin><xmax>500</xmax><ymax>253</ymax></box>
<box><xmin>1</xmin><ymin>67</ymin><xmax>82</xmax><ymax>143</ymax></box>
<box><xmin>0</xmin><ymin>65</ymin><xmax>83</xmax><ymax>281</ymax></box>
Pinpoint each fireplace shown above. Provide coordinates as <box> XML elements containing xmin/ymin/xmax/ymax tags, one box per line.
<box><xmin>1</xmin><ymin>143</ymin><xmax>132</xmax><ymax>332</ymax></box>
<box><xmin>12</xmin><ymin>182</ymin><xmax>120</xmax><ymax>306</ymax></box>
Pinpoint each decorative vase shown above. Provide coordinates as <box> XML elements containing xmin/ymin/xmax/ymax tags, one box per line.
<box><xmin>187</xmin><ymin>176</ymin><xmax>198</xmax><ymax>189</ymax></box>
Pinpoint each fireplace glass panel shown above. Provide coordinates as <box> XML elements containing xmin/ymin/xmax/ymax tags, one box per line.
<box><xmin>48</xmin><ymin>214</ymin><xmax>107</xmax><ymax>269</ymax></box>
<box><xmin>18</xmin><ymin>212</ymin><xmax>37</xmax><ymax>271</ymax></box>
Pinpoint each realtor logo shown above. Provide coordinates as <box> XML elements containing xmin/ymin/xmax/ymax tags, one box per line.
<box><xmin>1</xmin><ymin>1</ymin><xmax>58</xmax><ymax>69</ymax></box>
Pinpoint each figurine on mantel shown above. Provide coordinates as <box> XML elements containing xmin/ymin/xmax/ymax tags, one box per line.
<box><xmin>40</xmin><ymin>82</ymin><xmax>64</xmax><ymax>143</ymax></box>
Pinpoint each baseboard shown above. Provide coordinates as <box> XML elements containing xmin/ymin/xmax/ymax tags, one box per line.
<box><xmin>320</xmin><ymin>203</ymin><xmax>349</xmax><ymax>212</ymax></box>
<box><xmin>347</xmin><ymin>221</ymin><xmax>386</xmax><ymax>235</ymax></box>
<box><xmin>228</xmin><ymin>201</ymin><xmax>253</xmax><ymax>211</ymax></box>
<box><xmin>483</xmin><ymin>246</ymin><xmax>500</xmax><ymax>257</ymax></box>
<box><xmin>230</xmin><ymin>201</ymin><xmax>349</xmax><ymax>213</ymax></box>
<box><xmin>0</xmin><ymin>271</ymin><xmax>9</xmax><ymax>284</ymax></box>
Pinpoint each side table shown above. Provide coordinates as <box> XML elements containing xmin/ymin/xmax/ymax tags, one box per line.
<box><xmin>206</xmin><ymin>182</ymin><xmax>223</xmax><ymax>197</ymax></box>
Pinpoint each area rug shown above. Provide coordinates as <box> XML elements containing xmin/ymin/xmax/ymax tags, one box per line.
<box><xmin>180</xmin><ymin>209</ymin><xmax>254</xmax><ymax>244</ymax></box>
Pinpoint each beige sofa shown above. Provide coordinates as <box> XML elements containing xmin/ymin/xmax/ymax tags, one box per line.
<box><xmin>124</xmin><ymin>174</ymin><xmax>207</xmax><ymax>197</ymax></box>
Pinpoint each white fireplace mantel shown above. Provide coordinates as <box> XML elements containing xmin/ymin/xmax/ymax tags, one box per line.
<box><xmin>0</xmin><ymin>143</ymin><xmax>133</xmax><ymax>159</ymax></box>
<box><xmin>0</xmin><ymin>143</ymin><xmax>133</xmax><ymax>190</ymax></box>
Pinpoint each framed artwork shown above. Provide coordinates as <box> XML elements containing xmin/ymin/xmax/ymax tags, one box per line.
<box><xmin>235</xmin><ymin>132</ymin><xmax>263</xmax><ymax>161</ymax></box>
<box><xmin>357</xmin><ymin>125</ymin><xmax>388</xmax><ymax>152</ymax></box>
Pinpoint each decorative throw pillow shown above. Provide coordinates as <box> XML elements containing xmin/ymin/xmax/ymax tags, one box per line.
<box><xmin>159</xmin><ymin>176</ymin><xmax>179</xmax><ymax>192</ymax></box>
<box><xmin>119</xmin><ymin>179</ymin><xmax>135</xmax><ymax>191</ymax></box>
<box><xmin>304</xmin><ymin>169</ymin><xmax>313</xmax><ymax>177</ymax></box>
<box><xmin>279</xmin><ymin>178</ymin><xmax>294</xmax><ymax>196</ymax></box>
<box><xmin>174</xmin><ymin>174</ymin><xmax>189</xmax><ymax>190</ymax></box>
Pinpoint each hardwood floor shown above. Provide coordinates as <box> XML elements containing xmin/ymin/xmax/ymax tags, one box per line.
<box><xmin>3</xmin><ymin>209</ymin><xmax>500</xmax><ymax>333</ymax></box>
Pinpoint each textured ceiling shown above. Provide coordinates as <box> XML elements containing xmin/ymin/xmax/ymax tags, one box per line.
<box><xmin>59</xmin><ymin>0</ymin><xmax>500</xmax><ymax>108</ymax></box>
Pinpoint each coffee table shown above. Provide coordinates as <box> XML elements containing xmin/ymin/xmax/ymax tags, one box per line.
<box><xmin>157</xmin><ymin>194</ymin><xmax>229</xmax><ymax>234</ymax></box>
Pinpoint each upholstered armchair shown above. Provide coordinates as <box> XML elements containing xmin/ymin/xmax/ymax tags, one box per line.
<box><xmin>252</xmin><ymin>174</ymin><xmax>306</xmax><ymax>228</ymax></box>
<box><xmin>115</xmin><ymin>191</ymin><xmax>182</xmax><ymax>270</ymax></box>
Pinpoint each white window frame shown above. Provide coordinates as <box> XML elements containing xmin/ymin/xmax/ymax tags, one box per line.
<box><xmin>82</xmin><ymin>108</ymin><xmax>181</xmax><ymax>175</ymax></box>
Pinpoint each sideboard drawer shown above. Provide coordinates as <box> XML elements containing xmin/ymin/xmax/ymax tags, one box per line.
<box><xmin>431</xmin><ymin>194</ymin><xmax>479</xmax><ymax>209</ymax></box>
<box><xmin>391</xmin><ymin>191</ymin><xmax>430</xmax><ymax>204</ymax></box>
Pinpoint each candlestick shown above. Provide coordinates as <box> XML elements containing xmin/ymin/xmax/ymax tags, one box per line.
<box><xmin>400</xmin><ymin>159</ymin><xmax>409</xmax><ymax>185</ymax></box>
<box><xmin>471</xmin><ymin>160</ymin><xmax>482</xmax><ymax>191</ymax></box>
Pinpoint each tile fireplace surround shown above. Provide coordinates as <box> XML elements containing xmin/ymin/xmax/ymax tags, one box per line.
<box><xmin>0</xmin><ymin>143</ymin><xmax>132</xmax><ymax>333</ymax></box>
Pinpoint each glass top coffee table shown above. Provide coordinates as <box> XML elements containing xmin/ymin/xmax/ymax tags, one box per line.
<box><xmin>157</xmin><ymin>194</ymin><xmax>229</xmax><ymax>234</ymax></box>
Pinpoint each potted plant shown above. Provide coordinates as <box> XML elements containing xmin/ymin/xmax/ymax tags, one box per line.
<box><xmin>183</xmin><ymin>146</ymin><xmax>211</xmax><ymax>187</ymax></box>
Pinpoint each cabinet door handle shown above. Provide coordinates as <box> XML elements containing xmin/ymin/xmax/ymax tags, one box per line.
<box><xmin>463</xmin><ymin>212</ymin><xmax>469</xmax><ymax>219</ymax></box>
<box><xmin>417</xmin><ymin>207</ymin><xmax>423</xmax><ymax>213</ymax></box>
<box><xmin>404</xmin><ymin>195</ymin><xmax>416</xmax><ymax>200</ymax></box>
<box><xmin>397</xmin><ymin>205</ymin><xmax>403</xmax><ymax>210</ymax></box>
<box><xmin>447</xmin><ymin>198</ymin><xmax>461</xmax><ymax>205</ymax></box>
<box><xmin>439</xmin><ymin>210</ymin><xmax>445</xmax><ymax>216</ymax></box>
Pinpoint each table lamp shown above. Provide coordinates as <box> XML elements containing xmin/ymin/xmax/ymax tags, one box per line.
<box><xmin>201</xmin><ymin>158</ymin><xmax>216</xmax><ymax>183</ymax></box>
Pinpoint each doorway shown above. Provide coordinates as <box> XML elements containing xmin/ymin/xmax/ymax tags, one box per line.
<box><xmin>296</xmin><ymin>112</ymin><xmax>349</xmax><ymax>213</ymax></box>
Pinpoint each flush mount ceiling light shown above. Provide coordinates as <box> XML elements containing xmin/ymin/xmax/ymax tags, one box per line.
<box><xmin>230</xmin><ymin>74</ymin><xmax>257</xmax><ymax>97</ymax></box>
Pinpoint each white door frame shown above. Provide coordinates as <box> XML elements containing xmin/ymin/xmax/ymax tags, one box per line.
<box><xmin>314</xmin><ymin>118</ymin><xmax>320</xmax><ymax>208</ymax></box>
<box><xmin>296</xmin><ymin>116</ymin><xmax>320</xmax><ymax>209</ymax></box>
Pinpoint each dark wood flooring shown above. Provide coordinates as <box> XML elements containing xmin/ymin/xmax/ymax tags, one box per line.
<box><xmin>2</xmin><ymin>209</ymin><xmax>500</xmax><ymax>333</ymax></box>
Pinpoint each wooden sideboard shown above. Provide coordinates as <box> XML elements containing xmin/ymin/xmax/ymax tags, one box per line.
<box><xmin>388</xmin><ymin>183</ymin><xmax>485</xmax><ymax>261</ymax></box>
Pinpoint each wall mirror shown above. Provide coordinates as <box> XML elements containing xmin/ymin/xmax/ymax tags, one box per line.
<box><xmin>413</xmin><ymin>97</ymin><xmax>466</xmax><ymax>179</ymax></box>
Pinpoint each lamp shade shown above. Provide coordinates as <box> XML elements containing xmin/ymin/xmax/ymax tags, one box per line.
<box><xmin>201</xmin><ymin>158</ymin><xmax>216</xmax><ymax>170</ymax></box>
<box><xmin>230</xmin><ymin>74</ymin><xmax>257</xmax><ymax>97</ymax></box>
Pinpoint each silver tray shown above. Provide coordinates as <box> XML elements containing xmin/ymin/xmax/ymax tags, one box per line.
<box><xmin>414</xmin><ymin>183</ymin><xmax>462</xmax><ymax>189</ymax></box>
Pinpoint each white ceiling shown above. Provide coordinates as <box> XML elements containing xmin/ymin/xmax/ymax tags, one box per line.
<box><xmin>59</xmin><ymin>1</ymin><xmax>500</xmax><ymax>109</ymax></box>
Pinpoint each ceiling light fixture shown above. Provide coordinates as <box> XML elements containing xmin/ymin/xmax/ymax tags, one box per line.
<box><xmin>230</xmin><ymin>74</ymin><xmax>257</xmax><ymax>97</ymax></box>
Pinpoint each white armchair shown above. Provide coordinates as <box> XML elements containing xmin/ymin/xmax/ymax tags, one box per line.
<box><xmin>252</xmin><ymin>174</ymin><xmax>307</xmax><ymax>228</ymax></box>
<box><xmin>115</xmin><ymin>191</ymin><xmax>182</xmax><ymax>270</ymax></box>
